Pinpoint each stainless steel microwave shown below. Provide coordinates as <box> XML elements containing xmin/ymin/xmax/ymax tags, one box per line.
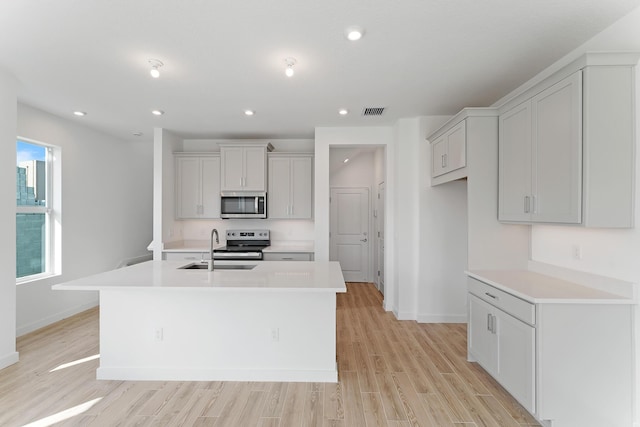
<box><xmin>220</xmin><ymin>192</ymin><xmax>267</xmax><ymax>219</ymax></box>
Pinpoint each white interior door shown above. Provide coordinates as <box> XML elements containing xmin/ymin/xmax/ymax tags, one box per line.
<box><xmin>330</xmin><ymin>187</ymin><xmax>369</xmax><ymax>282</ymax></box>
<box><xmin>376</xmin><ymin>182</ymin><xmax>385</xmax><ymax>294</ymax></box>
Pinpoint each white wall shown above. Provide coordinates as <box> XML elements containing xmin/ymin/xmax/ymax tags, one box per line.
<box><xmin>152</xmin><ymin>129</ymin><xmax>183</xmax><ymax>260</ymax></box>
<box><xmin>417</xmin><ymin>117</ymin><xmax>469</xmax><ymax>323</ymax></box>
<box><xmin>315</xmin><ymin>127</ymin><xmax>396</xmax><ymax>311</ymax></box>
<box><xmin>0</xmin><ymin>68</ymin><xmax>19</xmax><ymax>369</ymax></box>
<box><xmin>182</xmin><ymin>139</ymin><xmax>314</xmax><ymax>153</ymax></box>
<box><xmin>180</xmin><ymin>219</ymin><xmax>314</xmax><ymax>243</ymax></box>
<box><xmin>15</xmin><ymin>104</ymin><xmax>153</xmax><ymax>336</ymax></box>
<box><xmin>393</xmin><ymin>119</ymin><xmax>422</xmax><ymax>319</ymax></box>
<box><xmin>315</xmin><ymin>121</ymin><xmax>468</xmax><ymax>322</ymax></box>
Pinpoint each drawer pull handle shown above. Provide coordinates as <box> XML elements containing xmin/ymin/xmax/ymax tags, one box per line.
<box><xmin>485</xmin><ymin>292</ymin><xmax>498</xmax><ymax>299</ymax></box>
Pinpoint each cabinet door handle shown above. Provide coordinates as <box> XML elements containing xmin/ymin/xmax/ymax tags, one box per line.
<box><xmin>487</xmin><ymin>313</ymin><xmax>492</xmax><ymax>332</ymax></box>
<box><xmin>484</xmin><ymin>292</ymin><xmax>498</xmax><ymax>300</ymax></box>
<box><xmin>532</xmin><ymin>195</ymin><xmax>537</xmax><ymax>214</ymax></box>
<box><xmin>524</xmin><ymin>196</ymin><xmax>530</xmax><ymax>213</ymax></box>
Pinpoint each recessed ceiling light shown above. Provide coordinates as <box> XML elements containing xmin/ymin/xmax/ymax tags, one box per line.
<box><xmin>73</xmin><ymin>111</ymin><xmax>86</xmax><ymax>116</ymax></box>
<box><xmin>338</xmin><ymin>109</ymin><xmax>349</xmax><ymax>116</ymax></box>
<box><xmin>148</xmin><ymin>59</ymin><xmax>163</xmax><ymax>78</ymax></box>
<box><xmin>345</xmin><ymin>26</ymin><xmax>364</xmax><ymax>41</ymax></box>
<box><xmin>244</xmin><ymin>110</ymin><xmax>255</xmax><ymax>116</ymax></box>
<box><xmin>151</xmin><ymin>110</ymin><xmax>164</xmax><ymax>116</ymax></box>
<box><xmin>284</xmin><ymin>57</ymin><xmax>297</xmax><ymax>77</ymax></box>
<box><xmin>343</xmin><ymin>158</ymin><xmax>350</xmax><ymax>163</ymax></box>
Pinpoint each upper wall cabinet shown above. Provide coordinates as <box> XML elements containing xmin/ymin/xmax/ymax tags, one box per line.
<box><xmin>499</xmin><ymin>72</ymin><xmax>582</xmax><ymax>224</ymax></box>
<box><xmin>498</xmin><ymin>53</ymin><xmax>638</xmax><ymax>227</ymax></box>
<box><xmin>431</xmin><ymin>120</ymin><xmax>466</xmax><ymax>181</ymax></box>
<box><xmin>175</xmin><ymin>153</ymin><xmax>221</xmax><ymax>219</ymax></box>
<box><xmin>427</xmin><ymin>108</ymin><xmax>498</xmax><ymax>186</ymax></box>
<box><xmin>268</xmin><ymin>153</ymin><xmax>313</xmax><ymax>219</ymax></box>
<box><xmin>219</xmin><ymin>143</ymin><xmax>273</xmax><ymax>192</ymax></box>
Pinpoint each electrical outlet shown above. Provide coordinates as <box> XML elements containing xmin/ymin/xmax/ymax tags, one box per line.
<box><xmin>271</xmin><ymin>328</ymin><xmax>279</xmax><ymax>342</ymax></box>
<box><xmin>572</xmin><ymin>245</ymin><xmax>583</xmax><ymax>260</ymax></box>
<box><xmin>154</xmin><ymin>328</ymin><xmax>164</xmax><ymax>342</ymax></box>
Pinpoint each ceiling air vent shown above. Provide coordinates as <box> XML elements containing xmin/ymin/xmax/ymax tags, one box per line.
<box><xmin>362</xmin><ymin>107</ymin><xmax>385</xmax><ymax>116</ymax></box>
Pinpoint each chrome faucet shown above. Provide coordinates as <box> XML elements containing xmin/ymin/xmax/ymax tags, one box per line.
<box><xmin>208</xmin><ymin>228</ymin><xmax>219</xmax><ymax>271</ymax></box>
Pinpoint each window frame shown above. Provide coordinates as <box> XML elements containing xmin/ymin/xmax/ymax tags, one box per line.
<box><xmin>16</xmin><ymin>138</ymin><xmax>60</xmax><ymax>284</ymax></box>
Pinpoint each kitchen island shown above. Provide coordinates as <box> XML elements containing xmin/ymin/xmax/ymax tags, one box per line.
<box><xmin>53</xmin><ymin>260</ymin><xmax>346</xmax><ymax>382</ymax></box>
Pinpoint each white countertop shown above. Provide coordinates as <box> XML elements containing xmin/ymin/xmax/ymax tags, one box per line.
<box><xmin>53</xmin><ymin>260</ymin><xmax>345</xmax><ymax>292</ymax></box>
<box><xmin>467</xmin><ymin>270</ymin><xmax>636</xmax><ymax>304</ymax></box>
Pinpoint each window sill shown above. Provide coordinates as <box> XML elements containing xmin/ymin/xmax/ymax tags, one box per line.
<box><xmin>16</xmin><ymin>272</ymin><xmax>60</xmax><ymax>286</ymax></box>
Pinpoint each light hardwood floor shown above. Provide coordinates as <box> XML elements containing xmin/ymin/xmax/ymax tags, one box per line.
<box><xmin>0</xmin><ymin>283</ymin><xmax>539</xmax><ymax>427</ymax></box>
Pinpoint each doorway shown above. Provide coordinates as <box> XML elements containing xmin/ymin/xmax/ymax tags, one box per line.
<box><xmin>376</xmin><ymin>182</ymin><xmax>385</xmax><ymax>293</ymax></box>
<box><xmin>330</xmin><ymin>187</ymin><xmax>370</xmax><ymax>282</ymax></box>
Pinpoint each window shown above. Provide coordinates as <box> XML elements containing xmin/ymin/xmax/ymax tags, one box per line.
<box><xmin>16</xmin><ymin>139</ymin><xmax>59</xmax><ymax>281</ymax></box>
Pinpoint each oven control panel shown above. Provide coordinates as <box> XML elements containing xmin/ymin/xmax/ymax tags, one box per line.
<box><xmin>226</xmin><ymin>229</ymin><xmax>270</xmax><ymax>240</ymax></box>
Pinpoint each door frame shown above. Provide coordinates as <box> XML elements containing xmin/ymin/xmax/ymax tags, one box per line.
<box><xmin>329</xmin><ymin>186</ymin><xmax>371</xmax><ymax>282</ymax></box>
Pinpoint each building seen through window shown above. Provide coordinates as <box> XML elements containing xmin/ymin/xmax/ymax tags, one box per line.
<box><xmin>16</xmin><ymin>139</ymin><xmax>52</xmax><ymax>279</ymax></box>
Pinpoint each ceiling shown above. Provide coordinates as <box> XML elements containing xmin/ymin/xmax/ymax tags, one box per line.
<box><xmin>1</xmin><ymin>0</ymin><xmax>639</xmax><ymax>142</ymax></box>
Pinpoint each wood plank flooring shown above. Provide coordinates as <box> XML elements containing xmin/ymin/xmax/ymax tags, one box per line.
<box><xmin>0</xmin><ymin>283</ymin><xmax>540</xmax><ymax>426</ymax></box>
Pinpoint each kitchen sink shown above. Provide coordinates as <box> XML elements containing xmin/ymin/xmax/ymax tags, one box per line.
<box><xmin>178</xmin><ymin>262</ymin><xmax>256</xmax><ymax>270</ymax></box>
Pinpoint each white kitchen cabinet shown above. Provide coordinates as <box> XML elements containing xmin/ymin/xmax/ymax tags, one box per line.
<box><xmin>468</xmin><ymin>284</ymin><xmax>535</xmax><ymax>413</ymax></box>
<box><xmin>163</xmin><ymin>252</ymin><xmax>207</xmax><ymax>261</ymax></box>
<box><xmin>263</xmin><ymin>252</ymin><xmax>313</xmax><ymax>261</ymax></box>
<box><xmin>430</xmin><ymin>120</ymin><xmax>466</xmax><ymax>180</ymax></box>
<box><xmin>498</xmin><ymin>53</ymin><xmax>637</xmax><ymax>227</ymax></box>
<box><xmin>268</xmin><ymin>154</ymin><xmax>313</xmax><ymax>219</ymax></box>
<box><xmin>175</xmin><ymin>154</ymin><xmax>221</xmax><ymax>219</ymax></box>
<box><xmin>499</xmin><ymin>71</ymin><xmax>582</xmax><ymax>224</ymax></box>
<box><xmin>220</xmin><ymin>143</ymin><xmax>273</xmax><ymax>192</ymax></box>
<box><xmin>467</xmin><ymin>271</ymin><xmax>635</xmax><ymax>426</ymax></box>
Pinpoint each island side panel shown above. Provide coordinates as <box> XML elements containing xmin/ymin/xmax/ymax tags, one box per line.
<box><xmin>98</xmin><ymin>288</ymin><xmax>338</xmax><ymax>382</ymax></box>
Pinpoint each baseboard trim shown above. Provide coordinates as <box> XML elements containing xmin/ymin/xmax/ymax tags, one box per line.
<box><xmin>394</xmin><ymin>310</ymin><xmax>415</xmax><ymax>320</ymax></box>
<box><xmin>17</xmin><ymin>300</ymin><xmax>99</xmax><ymax>337</ymax></box>
<box><xmin>0</xmin><ymin>351</ymin><xmax>19</xmax><ymax>370</ymax></box>
<box><xmin>416</xmin><ymin>314</ymin><xmax>467</xmax><ymax>323</ymax></box>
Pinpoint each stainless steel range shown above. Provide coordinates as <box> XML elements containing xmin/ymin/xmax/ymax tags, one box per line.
<box><xmin>213</xmin><ymin>229</ymin><xmax>270</xmax><ymax>261</ymax></box>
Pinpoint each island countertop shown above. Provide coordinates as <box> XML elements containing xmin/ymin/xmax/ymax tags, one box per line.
<box><xmin>53</xmin><ymin>260</ymin><xmax>346</xmax><ymax>292</ymax></box>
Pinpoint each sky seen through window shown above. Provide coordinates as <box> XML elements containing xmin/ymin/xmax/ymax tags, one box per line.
<box><xmin>17</xmin><ymin>140</ymin><xmax>45</xmax><ymax>164</ymax></box>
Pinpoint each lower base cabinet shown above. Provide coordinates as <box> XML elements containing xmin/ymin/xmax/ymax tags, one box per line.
<box><xmin>468</xmin><ymin>291</ymin><xmax>535</xmax><ymax>413</ymax></box>
<box><xmin>263</xmin><ymin>252</ymin><xmax>313</xmax><ymax>261</ymax></box>
<box><xmin>467</xmin><ymin>276</ymin><xmax>634</xmax><ymax>427</ymax></box>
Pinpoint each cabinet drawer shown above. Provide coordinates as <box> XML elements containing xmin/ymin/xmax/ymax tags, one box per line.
<box><xmin>163</xmin><ymin>252</ymin><xmax>204</xmax><ymax>261</ymax></box>
<box><xmin>468</xmin><ymin>277</ymin><xmax>535</xmax><ymax>325</ymax></box>
<box><xmin>263</xmin><ymin>252</ymin><xmax>312</xmax><ymax>261</ymax></box>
